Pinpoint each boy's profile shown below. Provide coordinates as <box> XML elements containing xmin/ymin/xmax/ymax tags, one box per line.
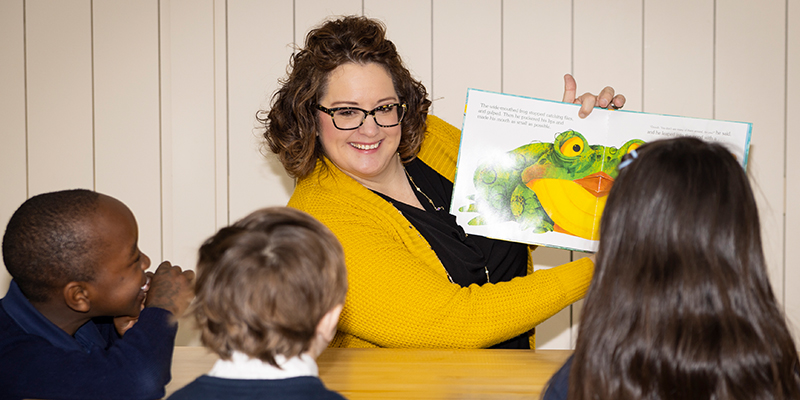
<box><xmin>168</xmin><ymin>207</ymin><xmax>347</xmax><ymax>400</ymax></box>
<box><xmin>0</xmin><ymin>189</ymin><xmax>195</xmax><ymax>400</ymax></box>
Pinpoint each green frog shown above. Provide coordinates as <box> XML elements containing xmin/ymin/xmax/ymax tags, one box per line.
<box><xmin>460</xmin><ymin>130</ymin><xmax>644</xmax><ymax>239</ymax></box>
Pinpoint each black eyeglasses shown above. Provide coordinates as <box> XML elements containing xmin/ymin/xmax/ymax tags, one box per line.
<box><xmin>316</xmin><ymin>103</ymin><xmax>407</xmax><ymax>130</ymax></box>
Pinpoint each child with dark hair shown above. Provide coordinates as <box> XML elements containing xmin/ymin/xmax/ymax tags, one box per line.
<box><xmin>0</xmin><ymin>189</ymin><xmax>195</xmax><ymax>400</ymax></box>
<box><xmin>168</xmin><ymin>207</ymin><xmax>347</xmax><ymax>400</ymax></box>
<box><xmin>542</xmin><ymin>137</ymin><xmax>800</xmax><ymax>400</ymax></box>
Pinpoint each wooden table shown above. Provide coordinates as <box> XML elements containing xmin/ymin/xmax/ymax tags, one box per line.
<box><xmin>165</xmin><ymin>347</ymin><xmax>571</xmax><ymax>399</ymax></box>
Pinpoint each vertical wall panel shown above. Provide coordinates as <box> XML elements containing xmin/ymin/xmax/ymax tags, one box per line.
<box><xmin>93</xmin><ymin>0</ymin><xmax>162</xmax><ymax>263</ymax></box>
<box><xmin>785</xmin><ymin>0</ymin><xmax>800</xmax><ymax>341</ymax></box>
<box><xmin>503</xmin><ymin>1</ymin><xmax>577</xmax><ymax>350</ymax></box>
<box><xmin>159</xmin><ymin>0</ymin><xmax>175</xmax><ymax>266</ymax></box>
<box><xmin>364</xmin><ymin>1</ymin><xmax>433</xmax><ymax>99</ymax></box>
<box><xmin>25</xmin><ymin>0</ymin><xmax>94</xmax><ymax>195</ymax></box>
<box><xmin>432</xmin><ymin>1</ymin><xmax>502</xmax><ymax>127</ymax></box>
<box><xmin>716</xmin><ymin>2</ymin><xmax>786</xmax><ymax>302</ymax></box>
<box><xmin>643</xmin><ymin>1</ymin><xmax>714</xmax><ymax>117</ymax></box>
<box><xmin>573</xmin><ymin>0</ymin><xmax>643</xmax><ymax>110</ymax></box>
<box><xmin>160</xmin><ymin>0</ymin><xmax>220</xmax><ymax>346</ymax></box>
<box><xmin>160</xmin><ymin>0</ymin><xmax>217</xmax><ymax>271</ymax></box>
<box><xmin>503</xmin><ymin>1</ymin><xmax>572</xmax><ymax>100</ymax></box>
<box><xmin>295</xmin><ymin>0</ymin><xmax>363</xmax><ymax>43</ymax></box>
<box><xmin>532</xmin><ymin>250</ymin><xmax>582</xmax><ymax>349</ymax></box>
<box><xmin>227</xmin><ymin>0</ymin><xmax>295</xmax><ymax>223</ymax></box>
<box><xmin>213</xmin><ymin>0</ymin><xmax>228</xmax><ymax>230</ymax></box>
<box><xmin>0</xmin><ymin>0</ymin><xmax>27</xmax><ymax>295</ymax></box>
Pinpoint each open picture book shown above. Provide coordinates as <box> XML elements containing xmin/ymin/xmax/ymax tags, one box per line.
<box><xmin>450</xmin><ymin>88</ymin><xmax>752</xmax><ymax>253</ymax></box>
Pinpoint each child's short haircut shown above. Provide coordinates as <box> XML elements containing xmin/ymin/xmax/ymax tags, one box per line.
<box><xmin>194</xmin><ymin>207</ymin><xmax>347</xmax><ymax>366</ymax></box>
<box><xmin>2</xmin><ymin>189</ymin><xmax>101</xmax><ymax>302</ymax></box>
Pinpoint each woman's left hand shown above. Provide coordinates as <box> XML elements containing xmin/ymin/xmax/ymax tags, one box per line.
<box><xmin>562</xmin><ymin>73</ymin><xmax>626</xmax><ymax>118</ymax></box>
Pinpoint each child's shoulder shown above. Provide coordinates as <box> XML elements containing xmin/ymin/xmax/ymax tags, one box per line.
<box><xmin>0</xmin><ymin>298</ymin><xmax>50</xmax><ymax>351</ymax></box>
<box><xmin>0</xmin><ymin>297</ymin><xmax>176</xmax><ymax>400</ymax></box>
<box><xmin>168</xmin><ymin>375</ymin><xmax>346</xmax><ymax>400</ymax></box>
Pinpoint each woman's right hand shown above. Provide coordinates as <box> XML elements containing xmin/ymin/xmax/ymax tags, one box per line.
<box><xmin>562</xmin><ymin>74</ymin><xmax>626</xmax><ymax>119</ymax></box>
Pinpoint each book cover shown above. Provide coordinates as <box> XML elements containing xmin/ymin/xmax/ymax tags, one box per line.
<box><xmin>450</xmin><ymin>88</ymin><xmax>752</xmax><ymax>252</ymax></box>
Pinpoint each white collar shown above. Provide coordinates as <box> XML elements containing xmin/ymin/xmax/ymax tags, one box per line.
<box><xmin>207</xmin><ymin>351</ymin><xmax>319</xmax><ymax>380</ymax></box>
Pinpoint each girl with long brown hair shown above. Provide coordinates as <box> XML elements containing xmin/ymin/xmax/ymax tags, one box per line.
<box><xmin>544</xmin><ymin>137</ymin><xmax>800</xmax><ymax>399</ymax></box>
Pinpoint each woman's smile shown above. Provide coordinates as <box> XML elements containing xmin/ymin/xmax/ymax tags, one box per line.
<box><xmin>350</xmin><ymin>140</ymin><xmax>382</xmax><ymax>151</ymax></box>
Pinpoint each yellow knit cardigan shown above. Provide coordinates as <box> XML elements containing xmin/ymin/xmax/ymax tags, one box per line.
<box><xmin>288</xmin><ymin>115</ymin><xmax>593</xmax><ymax>348</ymax></box>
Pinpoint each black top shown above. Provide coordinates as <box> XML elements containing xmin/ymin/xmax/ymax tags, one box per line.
<box><xmin>375</xmin><ymin>158</ymin><xmax>530</xmax><ymax>349</ymax></box>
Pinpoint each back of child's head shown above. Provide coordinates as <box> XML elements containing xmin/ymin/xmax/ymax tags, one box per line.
<box><xmin>2</xmin><ymin>189</ymin><xmax>101</xmax><ymax>302</ymax></box>
<box><xmin>570</xmin><ymin>137</ymin><xmax>800</xmax><ymax>400</ymax></box>
<box><xmin>193</xmin><ymin>207</ymin><xmax>347</xmax><ymax>366</ymax></box>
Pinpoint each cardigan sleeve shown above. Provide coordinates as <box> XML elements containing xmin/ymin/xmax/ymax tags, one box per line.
<box><xmin>330</xmin><ymin>210</ymin><xmax>592</xmax><ymax>349</ymax></box>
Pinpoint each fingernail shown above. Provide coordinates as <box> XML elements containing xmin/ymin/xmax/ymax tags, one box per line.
<box><xmin>600</xmin><ymin>99</ymin><xmax>608</xmax><ymax>107</ymax></box>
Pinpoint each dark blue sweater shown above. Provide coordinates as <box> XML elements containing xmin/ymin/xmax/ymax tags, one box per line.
<box><xmin>542</xmin><ymin>355</ymin><xmax>573</xmax><ymax>400</ymax></box>
<box><xmin>167</xmin><ymin>375</ymin><xmax>346</xmax><ymax>400</ymax></box>
<box><xmin>0</xmin><ymin>280</ymin><xmax>177</xmax><ymax>400</ymax></box>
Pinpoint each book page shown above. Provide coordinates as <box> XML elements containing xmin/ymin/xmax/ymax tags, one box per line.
<box><xmin>450</xmin><ymin>89</ymin><xmax>751</xmax><ymax>252</ymax></box>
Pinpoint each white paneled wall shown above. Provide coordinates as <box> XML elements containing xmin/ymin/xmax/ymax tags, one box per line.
<box><xmin>25</xmin><ymin>1</ymin><xmax>94</xmax><ymax>194</ymax></box>
<box><xmin>0</xmin><ymin>0</ymin><xmax>27</xmax><ymax>255</ymax></box>
<box><xmin>93</xmin><ymin>1</ymin><xmax>163</xmax><ymax>266</ymax></box>
<box><xmin>226</xmin><ymin>1</ymin><xmax>294</xmax><ymax>223</ymax></box>
<box><xmin>1</xmin><ymin>0</ymin><xmax>798</xmax><ymax>348</ymax></box>
<box><xmin>161</xmin><ymin>0</ymin><xmax>218</xmax><ymax>278</ymax></box>
<box><xmin>432</xmin><ymin>1</ymin><xmax>502</xmax><ymax>125</ymax></box>
<box><xmin>643</xmin><ymin>1</ymin><xmax>714</xmax><ymax>118</ymax></box>
<box><xmin>717</xmin><ymin>1</ymin><xmax>788</xmax><ymax>309</ymax></box>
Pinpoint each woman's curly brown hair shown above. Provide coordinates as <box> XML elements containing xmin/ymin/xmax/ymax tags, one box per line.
<box><xmin>259</xmin><ymin>15</ymin><xmax>432</xmax><ymax>179</ymax></box>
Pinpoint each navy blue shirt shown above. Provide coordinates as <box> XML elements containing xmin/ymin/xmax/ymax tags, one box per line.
<box><xmin>542</xmin><ymin>355</ymin><xmax>573</xmax><ymax>400</ymax></box>
<box><xmin>0</xmin><ymin>280</ymin><xmax>177</xmax><ymax>400</ymax></box>
<box><xmin>168</xmin><ymin>375</ymin><xmax>346</xmax><ymax>400</ymax></box>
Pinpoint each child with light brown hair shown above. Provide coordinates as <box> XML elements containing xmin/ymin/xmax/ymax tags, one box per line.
<box><xmin>168</xmin><ymin>207</ymin><xmax>347</xmax><ymax>400</ymax></box>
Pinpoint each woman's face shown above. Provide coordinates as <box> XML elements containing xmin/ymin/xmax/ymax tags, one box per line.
<box><xmin>317</xmin><ymin>62</ymin><xmax>402</xmax><ymax>184</ymax></box>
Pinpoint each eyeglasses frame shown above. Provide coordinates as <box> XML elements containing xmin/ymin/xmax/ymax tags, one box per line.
<box><xmin>316</xmin><ymin>103</ymin><xmax>407</xmax><ymax>130</ymax></box>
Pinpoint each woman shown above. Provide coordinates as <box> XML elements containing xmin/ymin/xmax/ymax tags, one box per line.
<box><xmin>261</xmin><ymin>15</ymin><xmax>624</xmax><ymax>349</ymax></box>
<box><xmin>543</xmin><ymin>137</ymin><xmax>800</xmax><ymax>399</ymax></box>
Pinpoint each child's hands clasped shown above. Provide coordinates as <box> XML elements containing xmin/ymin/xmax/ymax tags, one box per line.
<box><xmin>114</xmin><ymin>261</ymin><xmax>195</xmax><ymax>335</ymax></box>
<box><xmin>144</xmin><ymin>261</ymin><xmax>195</xmax><ymax>319</ymax></box>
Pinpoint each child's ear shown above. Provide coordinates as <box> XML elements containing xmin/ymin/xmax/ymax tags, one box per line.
<box><xmin>317</xmin><ymin>304</ymin><xmax>343</xmax><ymax>342</ymax></box>
<box><xmin>63</xmin><ymin>282</ymin><xmax>91</xmax><ymax>313</ymax></box>
<box><xmin>308</xmin><ymin>304</ymin><xmax>343</xmax><ymax>358</ymax></box>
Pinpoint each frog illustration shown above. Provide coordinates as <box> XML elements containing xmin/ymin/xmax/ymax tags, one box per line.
<box><xmin>460</xmin><ymin>130</ymin><xmax>644</xmax><ymax>240</ymax></box>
